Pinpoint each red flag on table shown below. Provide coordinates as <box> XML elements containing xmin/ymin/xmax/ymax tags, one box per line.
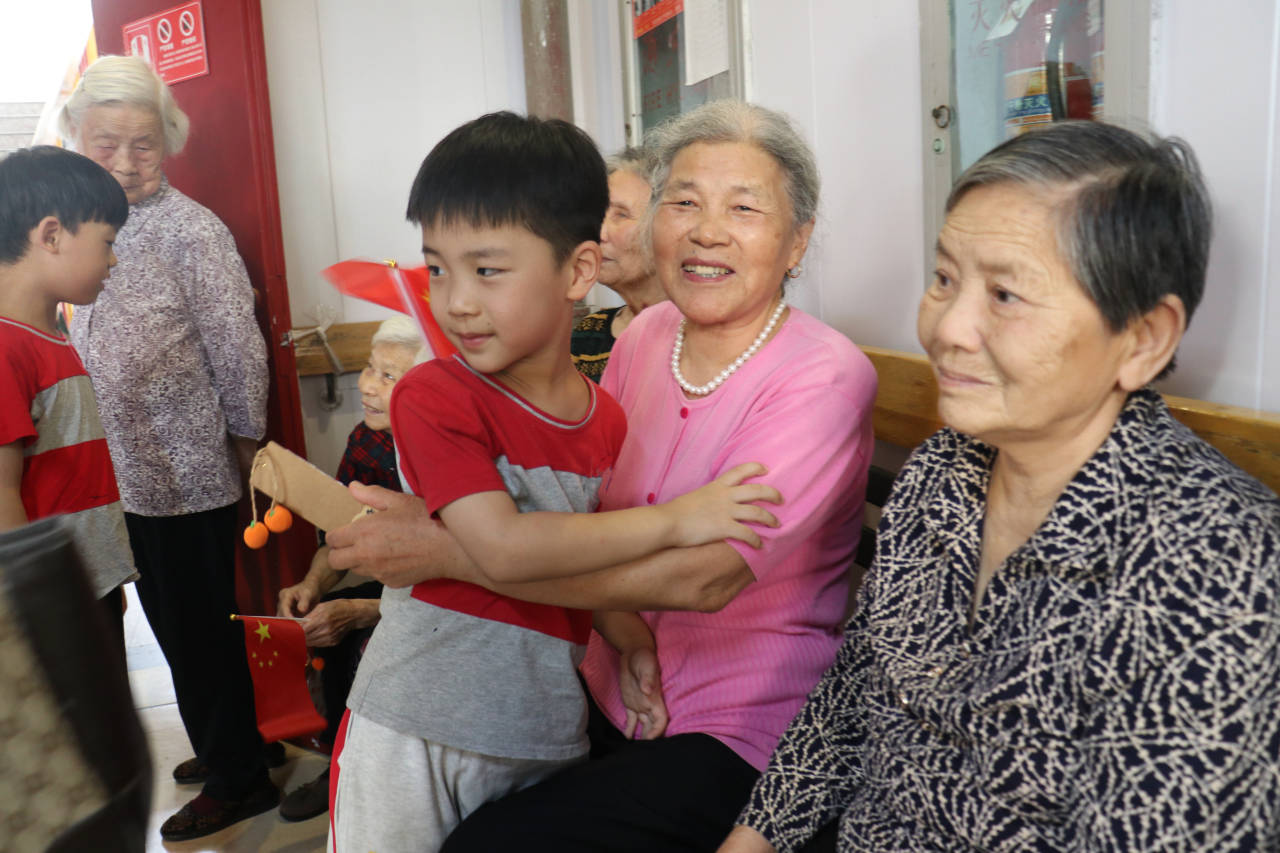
<box><xmin>233</xmin><ymin>615</ymin><xmax>326</xmax><ymax>743</ymax></box>
<box><xmin>321</xmin><ymin>260</ymin><xmax>457</xmax><ymax>360</ymax></box>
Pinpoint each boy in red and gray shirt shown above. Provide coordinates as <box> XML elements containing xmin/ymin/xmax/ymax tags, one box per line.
<box><xmin>0</xmin><ymin>146</ymin><xmax>136</xmax><ymax>649</ymax></box>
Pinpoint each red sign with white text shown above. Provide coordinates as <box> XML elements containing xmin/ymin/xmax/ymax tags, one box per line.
<box><xmin>122</xmin><ymin>1</ymin><xmax>209</xmax><ymax>85</ymax></box>
<box><xmin>634</xmin><ymin>0</ymin><xmax>683</xmax><ymax>38</ymax></box>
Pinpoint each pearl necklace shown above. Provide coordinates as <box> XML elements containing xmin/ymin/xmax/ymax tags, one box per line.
<box><xmin>671</xmin><ymin>300</ymin><xmax>787</xmax><ymax>396</ymax></box>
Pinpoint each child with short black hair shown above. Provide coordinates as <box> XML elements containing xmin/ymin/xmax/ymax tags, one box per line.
<box><xmin>330</xmin><ymin>112</ymin><xmax>778</xmax><ymax>850</ymax></box>
<box><xmin>0</xmin><ymin>146</ymin><xmax>136</xmax><ymax>649</ymax></box>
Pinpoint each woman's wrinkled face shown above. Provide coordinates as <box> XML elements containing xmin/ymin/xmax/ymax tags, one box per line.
<box><xmin>76</xmin><ymin>103</ymin><xmax>166</xmax><ymax>204</ymax></box>
<box><xmin>918</xmin><ymin>182</ymin><xmax>1132</xmax><ymax>449</ymax></box>
<box><xmin>598</xmin><ymin>169</ymin><xmax>653</xmax><ymax>292</ymax></box>
<box><xmin>358</xmin><ymin>341</ymin><xmax>418</xmax><ymax>432</ymax></box>
<box><xmin>651</xmin><ymin>141</ymin><xmax>811</xmax><ymax>332</ymax></box>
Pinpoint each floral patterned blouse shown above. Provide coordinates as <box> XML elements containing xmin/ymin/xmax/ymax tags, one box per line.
<box><xmin>70</xmin><ymin>178</ymin><xmax>267</xmax><ymax>517</ymax></box>
<box><xmin>740</xmin><ymin>388</ymin><xmax>1280</xmax><ymax>851</ymax></box>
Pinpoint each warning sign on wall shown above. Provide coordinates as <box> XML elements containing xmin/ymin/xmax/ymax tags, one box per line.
<box><xmin>122</xmin><ymin>1</ymin><xmax>209</xmax><ymax>85</ymax></box>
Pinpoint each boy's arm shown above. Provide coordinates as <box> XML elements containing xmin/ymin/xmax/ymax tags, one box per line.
<box><xmin>327</xmin><ymin>484</ymin><xmax>755</xmax><ymax>612</ymax></box>
<box><xmin>594</xmin><ymin>610</ymin><xmax>668</xmax><ymax>739</ymax></box>
<box><xmin>437</xmin><ymin>462</ymin><xmax>780</xmax><ymax>584</ymax></box>
<box><xmin>325</xmin><ymin>481</ymin><xmax>752</xmax><ymax>607</ymax></box>
<box><xmin>0</xmin><ymin>441</ymin><xmax>28</xmax><ymax>531</ymax></box>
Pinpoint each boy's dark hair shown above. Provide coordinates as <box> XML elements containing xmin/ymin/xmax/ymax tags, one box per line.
<box><xmin>0</xmin><ymin>146</ymin><xmax>129</xmax><ymax>265</ymax></box>
<box><xmin>406</xmin><ymin>112</ymin><xmax>608</xmax><ymax>264</ymax></box>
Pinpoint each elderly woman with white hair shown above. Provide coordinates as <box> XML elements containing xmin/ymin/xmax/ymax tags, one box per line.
<box><xmin>328</xmin><ymin>100</ymin><xmax>879</xmax><ymax>852</ymax></box>
<box><xmin>59</xmin><ymin>55</ymin><xmax>271</xmax><ymax>841</ymax></box>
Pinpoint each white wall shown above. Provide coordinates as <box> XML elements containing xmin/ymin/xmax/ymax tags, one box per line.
<box><xmin>744</xmin><ymin>0</ymin><xmax>1279</xmax><ymax>411</ymax></box>
<box><xmin>262</xmin><ymin>0</ymin><xmax>525</xmax><ymax>475</ymax></box>
<box><xmin>745</xmin><ymin>0</ymin><xmax>926</xmax><ymax>353</ymax></box>
<box><xmin>1148</xmin><ymin>1</ymin><xmax>1280</xmax><ymax>410</ymax></box>
<box><xmin>263</xmin><ymin>0</ymin><xmax>1280</xmax><ymax>471</ymax></box>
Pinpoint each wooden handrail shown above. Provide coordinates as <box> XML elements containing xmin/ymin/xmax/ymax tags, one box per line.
<box><xmin>291</xmin><ymin>321</ymin><xmax>382</xmax><ymax>376</ymax></box>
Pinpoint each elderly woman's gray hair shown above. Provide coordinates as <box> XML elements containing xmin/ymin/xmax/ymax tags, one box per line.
<box><xmin>606</xmin><ymin>146</ymin><xmax>653</xmax><ymax>181</ymax></box>
<box><xmin>647</xmin><ymin>100</ymin><xmax>819</xmax><ymax>228</ymax></box>
<box><xmin>59</xmin><ymin>55</ymin><xmax>190</xmax><ymax>155</ymax></box>
<box><xmin>948</xmin><ymin>121</ymin><xmax>1211</xmax><ymax>337</ymax></box>
<box><xmin>372</xmin><ymin>314</ymin><xmax>426</xmax><ymax>360</ymax></box>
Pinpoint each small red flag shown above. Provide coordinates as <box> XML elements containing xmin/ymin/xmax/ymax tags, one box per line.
<box><xmin>235</xmin><ymin>615</ymin><xmax>326</xmax><ymax>743</ymax></box>
<box><xmin>321</xmin><ymin>260</ymin><xmax>457</xmax><ymax>360</ymax></box>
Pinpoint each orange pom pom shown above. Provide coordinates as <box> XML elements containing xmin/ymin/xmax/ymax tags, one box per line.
<box><xmin>264</xmin><ymin>504</ymin><xmax>293</xmax><ymax>533</ymax></box>
<box><xmin>243</xmin><ymin>521</ymin><xmax>269</xmax><ymax>549</ymax></box>
<box><xmin>311</xmin><ymin>656</ymin><xmax>326</xmax><ymax>672</ymax></box>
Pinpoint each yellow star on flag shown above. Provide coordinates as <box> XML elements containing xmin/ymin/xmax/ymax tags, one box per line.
<box><xmin>255</xmin><ymin>621</ymin><xmax>271</xmax><ymax>642</ymax></box>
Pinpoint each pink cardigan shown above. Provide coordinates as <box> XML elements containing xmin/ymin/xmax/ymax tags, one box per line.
<box><xmin>579</xmin><ymin>301</ymin><xmax>877</xmax><ymax>771</ymax></box>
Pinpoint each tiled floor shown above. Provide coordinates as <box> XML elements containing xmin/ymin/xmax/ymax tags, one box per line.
<box><xmin>125</xmin><ymin>585</ymin><xmax>331</xmax><ymax>852</ymax></box>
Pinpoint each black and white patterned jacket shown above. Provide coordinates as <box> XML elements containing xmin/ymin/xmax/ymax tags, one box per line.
<box><xmin>741</xmin><ymin>388</ymin><xmax>1280</xmax><ymax>851</ymax></box>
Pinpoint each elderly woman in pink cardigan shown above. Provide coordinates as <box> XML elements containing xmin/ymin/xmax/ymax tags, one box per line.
<box><xmin>328</xmin><ymin>100</ymin><xmax>878</xmax><ymax>852</ymax></box>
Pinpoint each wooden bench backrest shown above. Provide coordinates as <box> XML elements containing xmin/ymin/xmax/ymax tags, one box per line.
<box><xmin>293</xmin><ymin>326</ymin><xmax>1280</xmax><ymax>494</ymax></box>
<box><xmin>859</xmin><ymin>345</ymin><xmax>1280</xmax><ymax>496</ymax></box>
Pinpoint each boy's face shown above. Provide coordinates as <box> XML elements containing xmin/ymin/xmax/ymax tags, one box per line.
<box><xmin>422</xmin><ymin>221</ymin><xmax>578</xmax><ymax>382</ymax></box>
<box><xmin>55</xmin><ymin>221</ymin><xmax>118</xmax><ymax>306</ymax></box>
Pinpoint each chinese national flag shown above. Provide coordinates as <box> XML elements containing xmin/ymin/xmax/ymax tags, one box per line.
<box><xmin>321</xmin><ymin>260</ymin><xmax>457</xmax><ymax>360</ymax></box>
<box><xmin>236</xmin><ymin>615</ymin><xmax>326</xmax><ymax>743</ymax></box>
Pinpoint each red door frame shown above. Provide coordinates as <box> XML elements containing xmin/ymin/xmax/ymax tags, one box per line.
<box><xmin>90</xmin><ymin>0</ymin><xmax>311</xmax><ymax>612</ymax></box>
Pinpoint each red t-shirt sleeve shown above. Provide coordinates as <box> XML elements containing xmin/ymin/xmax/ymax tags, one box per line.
<box><xmin>0</xmin><ymin>336</ymin><xmax>37</xmax><ymax>447</ymax></box>
<box><xmin>389</xmin><ymin>361</ymin><xmax>506</xmax><ymax>515</ymax></box>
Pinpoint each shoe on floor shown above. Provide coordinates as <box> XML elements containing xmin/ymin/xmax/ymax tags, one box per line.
<box><xmin>278</xmin><ymin>766</ymin><xmax>330</xmax><ymax>822</ymax></box>
<box><xmin>173</xmin><ymin>742</ymin><xmax>286</xmax><ymax>784</ymax></box>
<box><xmin>159</xmin><ymin>778</ymin><xmax>280</xmax><ymax>841</ymax></box>
<box><xmin>172</xmin><ymin>756</ymin><xmax>211</xmax><ymax>785</ymax></box>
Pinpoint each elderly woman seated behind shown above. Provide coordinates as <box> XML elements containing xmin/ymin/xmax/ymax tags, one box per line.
<box><xmin>724</xmin><ymin>121</ymin><xmax>1280</xmax><ymax>853</ymax></box>
<box><xmin>571</xmin><ymin>146</ymin><xmax>666</xmax><ymax>381</ymax></box>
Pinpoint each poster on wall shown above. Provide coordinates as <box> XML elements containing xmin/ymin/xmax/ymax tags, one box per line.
<box><xmin>630</xmin><ymin>0</ymin><xmax>736</xmax><ymax>137</ymax></box>
<box><xmin>121</xmin><ymin>1</ymin><xmax>209</xmax><ymax>85</ymax></box>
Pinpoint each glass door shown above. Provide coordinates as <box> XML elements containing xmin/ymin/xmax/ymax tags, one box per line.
<box><xmin>920</xmin><ymin>0</ymin><xmax>1149</xmax><ymax>273</ymax></box>
<box><xmin>621</xmin><ymin>0</ymin><xmax>745</xmax><ymax>145</ymax></box>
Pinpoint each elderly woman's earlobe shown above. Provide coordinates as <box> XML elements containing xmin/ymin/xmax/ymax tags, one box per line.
<box><xmin>1117</xmin><ymin>294</ymin><xmax>1187</xmax><ymax>390</ymax></box>
<box><xmin>786</xmin><ymin>219</ymin><xmax>816</xmax><ymax>272</ymax></box>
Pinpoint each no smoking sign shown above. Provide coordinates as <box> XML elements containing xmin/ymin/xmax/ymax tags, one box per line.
<box><xmin>122</xmin><ymin>1</ymin><xmax>209</xmax><ymax>85</ymax></box>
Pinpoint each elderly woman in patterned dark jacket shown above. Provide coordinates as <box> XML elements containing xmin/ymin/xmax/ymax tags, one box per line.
<box><xmin>724</xmin><ymin>121</ymin><xmax>1280</xmax><ymax>853</ymax></box>
<box><xmin>60</xmin><ymin>55</ymin><xmax>274</xmax><ymax>841</ymax></box>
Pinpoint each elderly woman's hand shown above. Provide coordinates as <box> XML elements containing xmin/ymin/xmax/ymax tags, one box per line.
<box><xmin>299</xmin><ymin>598</ymin><xmax>379</xmax><ymax>648</ymax></box>
<box><xmin>326</xmin><ymin>483</ymin><xmax>460</xmax><ymax>587</ymax></box>
<box><xmin>619</xmin><ymin>646</ymin><xmax>669</xmax><ymax>740</ymax></box>
<box><xmin>662</xmin><ymin>462</ymin><xmax>782</xmax><ymax>550</ymax></box>
<box><xmin>717</xmin><ymin>826</ymin><xmax>779</xmax><ymax>852</ymax></box>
